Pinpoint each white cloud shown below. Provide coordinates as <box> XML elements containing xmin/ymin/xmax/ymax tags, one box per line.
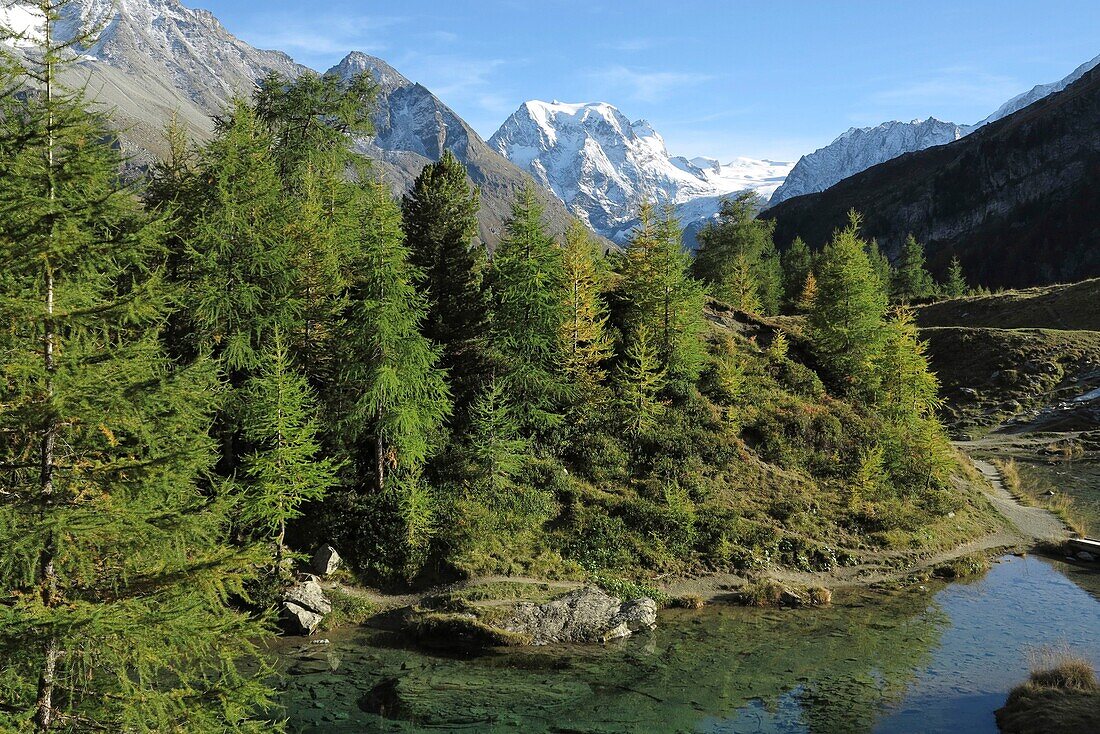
<box><xmin>589</xmin><ymin>65</ymin><xmax>712</xmax><ymax>103</ymax></box>
<box><xmin>867</xmin><ymin>66</ymin><xmax>1022</xmax><ymax>112</ymax></box>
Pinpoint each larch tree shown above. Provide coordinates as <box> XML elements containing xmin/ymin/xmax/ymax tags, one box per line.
<box><xmin>560</xmin><ymin>220</ymin><xmax>612</xmax><ymax>390</ymax></box>
<box><xmin>334</xmin><ymin>179</ymin><xmax>451</xmax><ymax>492</ymax></box>
<box><xmin>486</xmin><ymin>185</ymin><xmax>572</xmax><ymax>444</ymax></box>
<box><xmin>239</xmin><ymin>330</ymin><xmax>340</xmax><ymax>577</ymax></box>
<box><xmin>781</xmin><ymin>236</ymin><xmax>813</xmax><ymax>310</ymax></box>
<box><xmin>329</xmin><ymin>179</ymin><xmax>451</xmax><ymax>573</ymax></box>
<box><xmin>808</xmin><ymin>212</ymin><xmax>889</xmax><ymax>399</ymax></box>
<box><xmin>617</xmin><ymin>203</ymin><xmax>707</xmax><ymax>382</ymax></box>
<box><xmin>942</xmin><ymin>256</ymin><xmax>968</xmax><ymax>298</ymax></box>
<box><xmin>613</xmin><ymin>324</ymin><xmax>668</xmax><ymax>444</ymax></box>
<box><xmin>692</xmin><ymin>192</ymin><xmax>778</xmax><ymax>314</ymax></box>
<box><xmin>0</xmin><ymin>5</ymin><xmax>275</xmax><ymax>729</ymax></box>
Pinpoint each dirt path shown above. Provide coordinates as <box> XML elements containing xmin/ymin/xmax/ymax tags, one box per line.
<box><xmin>327</xmin><ymin>457</ymin><xmax>1071</xmax><ymax>610</ymax></box>
<box><xmin>969</xmin><ymin>457</ymin><xmax>1069</xmax><ymax>543</ymax></box>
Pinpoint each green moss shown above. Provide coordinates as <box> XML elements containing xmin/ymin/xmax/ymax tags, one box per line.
<box><xmin>408</xmin><ymin>612</ymin><xmax>532</xmax><ymax>650</ymax></box>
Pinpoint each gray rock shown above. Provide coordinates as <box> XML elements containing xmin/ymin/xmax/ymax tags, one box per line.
<box><xmin>311</xmin><ymin>544</ymin><xmax>342</xmax><ymax>576</ymax></box>
<box><xmin>503</xmin><ymin>586</ymin><xmax>657</xmax><ymax>645</ymax></box>
<box><xmin>1076</xmin><ymin>551</ymin><xmax>1096</xmax><ymax>562</ymax></box>
<box><xmin>284</xmin><ymin>577</ymin><xmax>331</xmax><ymax>616</ymax></box>
<box><xmin>282</xmin><ymin>602</ymin><xmax>324</xmax><ymax>635</ymax></box>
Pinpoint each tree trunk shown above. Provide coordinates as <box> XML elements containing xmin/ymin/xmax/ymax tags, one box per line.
<box><xmin>375</xmin><ymin>434</ymin><xmax>385</xmax><ymax>494</ymax></box>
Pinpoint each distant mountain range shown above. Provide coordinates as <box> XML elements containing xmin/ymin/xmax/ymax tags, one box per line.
<box><xmin>489</xmin><ymin>100</ymin><xmax>790</xmax><ymax>241</ymax></box>
<box><xmin>769</xmin><ymin>53</ymin><xmax>1100</xmax><ymax>207</ymax></box>
<box><xmin>2</xmin><ymin>0</ymin><xmax>1098</xmax><ymax>265</ymax></box>
<box><xmin>763</xmin><ymin>63</ymin><xmax>1100</xmax><ymax>289</ymax></box>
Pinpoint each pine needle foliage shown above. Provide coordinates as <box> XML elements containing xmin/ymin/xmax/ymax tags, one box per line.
<box><xmin>401</xmin><ymin>151</ymin><xmax>487</xmax><ymax>418</ymax></box>
<box><xmin>333</xmin><ymin>179</ymin><xmax>451</xmax><ymax>492</ymax></box>
<box><xmin>0</xmin><ymin>6</ymin><xmax>276</xmax><ymax>729</ymax></box>
<box><xmin>239</xmin><ymin>330</ymin><xmax>340</xmax><ymax>572</ymax></box>
<box><xmin>614</xmin><ymin>325</ymin><xmax>668</xmax><ymax>443</ymax></box>
<box><xmin>808</xmin><ymin>211</ymin><xmax>889</xmax><ymax>399</ymax></box>
<box><xmin>486</xmin><ymin>184</ymin><xmax>572</xmax><ymax>444</ymax></box>
<box><xmin>942</xmin><ymin>256</ymin><xmax>968</xmax><ymax>298</ymax></box>
<box><xmin>616</xmin><ymin>203</ymin><xmax>707</xmax><ymax>382</ymax></box>
<box><xmin>560</xmin><ymin>220</ymin><xmax>613</xmax><ymax>389</ymax></box>
<box><xmin>892</xmin><ymin>234</ymin><xmax>935</xmax><ymax>303</ymax></box>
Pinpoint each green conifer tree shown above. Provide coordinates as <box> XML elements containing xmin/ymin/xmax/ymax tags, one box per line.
<box><xmin>0</xmin><ymin>7</ymin><xmax>275</xmax><ymax>728</ymax></box>
<box><xmin>692</xmin><ymin>192</ymin><xmax>778</xmax><ymax>314</ymax></box>
<box><xmin>614</xmin><ymin>325</ymin><xmax>668</xmax><ymax>443</ymax></box>
<box><xmin>781</xmin><ymin>236</ymin><xmax>813</xmax><ymax>309</ymax></box>
<box><xmin>617</xmin><ymin>203</ymin><xmax>707</xmax><ymax>381</ymax></box>
<box><xmin>334</xmin><ymin>179</ymin><xmax>451</xmax><ymax>496</ymax></box>
<box><xmin>401</xmin><ymin>151</ymin><xmax>487</xmax><ymax>416</ymax></box>
<box><xmin>239</xmin><ymin>331</ymin><xmax>340</xmax><ymax>575</ymax></box>
<box><xmin>943</xmin><ymin>256</ymin><xmax>968</xmax><ymax>298</ymax></box>
<box><xmin>166</xmin><ymin>101</ymin><xmax>298</xmax><ymax>377</ymax></box>
<box><xmin>808</xmin><ymin>212</ymin><xmax>889</xmax><ymax>398</ymax></box>
<box><xmin>892</xmin><ymin>234</ymin><xmax>935</xmax><ymax>303</ymax></box>
<box><xmin>486</xmin><ymin>185</ymin><xmax>572</xmax><ymax>443</ymax></box>
<box><xmin>865</xmin><ymin>237</ymin><xmax>894</xmax><ymax>293</ymax></box>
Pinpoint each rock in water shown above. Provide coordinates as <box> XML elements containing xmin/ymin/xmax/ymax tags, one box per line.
<box><xmin>282</xmin><ymin>602</ymin><xmax>324</xmax><ymax>635</ymax></box>
<box><xmin>503</xmin><ymin>586</ymin><xmax>657</xmax><ymax>645</ymax></box>
<box><xmin>312</xmin><ymin>544</ymin><xmax>342</xmax><ymax>576</ymax></box>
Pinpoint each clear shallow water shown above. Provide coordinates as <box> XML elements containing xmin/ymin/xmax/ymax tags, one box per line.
<box><xmin>275</xmin><ymin>556</ymin><xmax>1100</xmax><ymax>733</ymax></box>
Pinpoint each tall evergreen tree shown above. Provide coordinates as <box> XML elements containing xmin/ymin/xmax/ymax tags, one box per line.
<box><xmin>617</xmin><ymin>203</ymin><xmax>707</xmax><ymax>381</ymax></box>
<box><xmin>865</xmin><ymin>237</ymin><xmax>894</xmax><ymax>293</ymax></box>
<box><xmin>0</xmin><ymin>7</ymin><xmax>274</xmax><ymax>729</ymax></box>
<box><xmin>560</xmin><ymin>220</ymin><xmax>612</xmax><ymax>389</ymax></box>
<box><xmin>333</xmin><ymin>180</ymin><xmax>451</xmax><ymax>495</ymax></box>
<box><xmin>892</xmin><ymin>234</ymin><xmax>935</xmax><ymax>303</ymax></box>
<box><xmin>254</xmin><ymin>70</ymin><xmax>375</xmax><ymax>185</ymax></box>
<box><xmin>781</xmin><ymin>236</ymin><xmax>813</xmax><ymax>309</ymax></box>
<box><xmin>163</xmin><ymin>101</ymin><xmax>298</xmax><ymax>377</ymax></box>
<box><xmin>692</xmin><ymin>192</ymin><xmax>778</xmax><ymax>314</ymax></box>
<box><xmin>808</xmin><ymin>212</ymin><xmax>889</xmax><ymax>398</ymax></box>
<box><xmin>942</xmin><ymin>256</ymin><xmax>968</xmax><ymax>298</ymax></box>
<box><xmin>401</xmin><ymin>151</ymin><xmax>486</xmax><ymax>415</ymax></box>
<box><xmin>614</xmin><ymin>325</ymin><xmax>668</xmax><ymax>443</ymax></box>
<box><xmin>239</xmin><ymin>331</ymin><xmax>339</xmax><ymax>575</ymax></box>
<box><xmin>486</xmin><ymin>185</ymin><xmax>572</xmax><ymax>443</ymax></box>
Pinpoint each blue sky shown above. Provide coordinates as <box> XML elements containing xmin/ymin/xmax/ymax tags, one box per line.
<box><xmin>200</xmin><ymin>0</ymin><xmax>1100</xmax><ymax>161</ymax></box>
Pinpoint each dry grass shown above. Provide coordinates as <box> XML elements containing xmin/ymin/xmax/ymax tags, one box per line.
<box><xmin>1027</xmin><ymin>646</ymin><xmax>1099</xmax><ymax>691</ymax></box>
<box><xmin>996</xmin><ymin>647</ymin><xmax>1100</xmax><ymax>734</ymax></box>
<box><xmin>993</xmin><ymin>458</ymin><xmax>1086</xmax><ymax>535</ymax></box>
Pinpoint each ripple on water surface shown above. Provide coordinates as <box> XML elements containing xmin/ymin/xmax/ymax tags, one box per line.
<box><xmin>276</xmin><ymin>555</ymin><xmax>1100</xmax><ymax>733</ymax></box>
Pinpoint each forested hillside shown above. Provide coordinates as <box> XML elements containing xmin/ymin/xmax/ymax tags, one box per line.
<box><xmin>0</xmin><ymin>4</ymin><xmax>995</xmax><ymax>731</ymax></box>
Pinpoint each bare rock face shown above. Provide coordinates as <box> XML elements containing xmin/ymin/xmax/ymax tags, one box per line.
<box><xmin>503</xmin><ymin>586</ymin><xmax>657</xmax><ymax>645</ymax></box>
<box><xmin>311</xmin><ymin>544</ymin><xmax>342</xmax><ymax>576</ymax></box>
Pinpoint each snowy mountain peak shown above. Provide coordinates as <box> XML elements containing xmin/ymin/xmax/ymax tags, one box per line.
<box><xmin>491</xmin><ymin>99</ymin><xmax>792</xmax><ymax>240</ymax></box>
<box><xmin>770</xmin><ymin>117</ymin><xmax>967</xmax><ymax>206</ymax></box>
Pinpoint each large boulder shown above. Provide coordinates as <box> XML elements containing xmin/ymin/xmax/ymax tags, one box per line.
<box><xmin>282</xmin><ymin>601</ymin><xmax>324</xmax><ymax>635</ymax></box>
<box><xmin>284</xmin><ymin>577</ymin><xmax>332</xmax><ymax>616</ymax></box>
<box><xmin>281</xmin><ymin>576</ymin><xmax>332</xmax><ymax>635</ymax></box>
<box><xmin>503</xmin><ymin>586</ymin><xmax>657</xmax><ymax>645</ymax></box>
<box><xmin>311</xmin><ymin>544</ymin><xmax>342</xmax><ymax>576</ymax></box>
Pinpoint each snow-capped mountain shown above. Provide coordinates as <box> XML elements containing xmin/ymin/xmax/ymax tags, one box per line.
<box><xmin>328</xmin><ymin>53</ymin><xmax>576</xmax><ymax>246</ymax></box>
<box><xmin>490</xmin><ymin>100</ymin><xmax>791</xmax><ymax>240</ymax></box>
<box><xmin>769</xmin><ymin>118</ymin><xmax>966</xmax><ymax>206</ymax></box>
<box><xmin>977</xmin><ymin>52</ymin><xmax>1100</xmax><ymax>126</ymax></box>
<box><xmin>769</xmin><ymin>54</ymin><xmax>1100</xmax><ymax>207</ymax></box>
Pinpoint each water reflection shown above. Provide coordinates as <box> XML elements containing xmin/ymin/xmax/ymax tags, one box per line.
<box><xmin>275</xmin><ymin>556</ymin><xmax>1100</xmax><ymax>733</ymax></box>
